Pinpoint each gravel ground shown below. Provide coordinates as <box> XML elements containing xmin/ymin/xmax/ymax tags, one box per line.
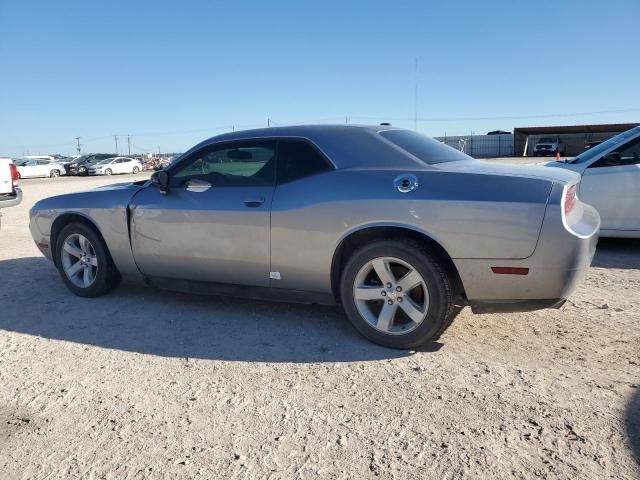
<box><xmin>0</xmin><ymin>172</ymin><xmax>638</xmax><ymax>479</ymax></box>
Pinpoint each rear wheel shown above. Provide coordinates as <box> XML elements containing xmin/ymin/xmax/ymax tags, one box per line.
<box><xmin>340</xmin><ymin>240</ymin><xmax>454</xmax><ymax>349</ymax></box>
<box><xmin>55</xmin><ymin>222</ymin><xmax>120</xmax><ymax>297</ymax></box>
<box><xmin>50</xmin><ymin>169</ymin><xmax>60</xmax><ymax>178</ymax></box>
<box><xmin>132</xmin><ymin>166</ymin><xmax>140</xmax><ymax>174</ymax></box>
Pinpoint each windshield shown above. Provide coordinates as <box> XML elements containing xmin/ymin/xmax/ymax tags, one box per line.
<box><xmin>538</xmin><ymin>138</ymin><xmax>556</xmax><ymax>143</ymax></box>
<box><xmin>379</xmin><ymin>130</ymin><xmax>471</xmax><ymax>165</ymax></box>
<box><xmin>13</xmin><ymin>158</ymin><xmax>29</xmax><ymax>166</ymax></box>
<box><xmin>570</xmin><ymin>126</ymin><xmax>640</xmax><ymax>164</ymax></box>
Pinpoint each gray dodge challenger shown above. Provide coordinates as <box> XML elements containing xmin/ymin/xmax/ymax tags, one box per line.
<box><xmin>29</xmin><ymin>125</ymin><xmax>600</xmax><ymax>348</ymax></box>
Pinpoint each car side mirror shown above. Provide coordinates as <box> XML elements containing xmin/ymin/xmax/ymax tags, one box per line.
<box><xmin>151</xmin><ymin>170</ymin><xmax>170</xmax><ymax>194</ymax></box>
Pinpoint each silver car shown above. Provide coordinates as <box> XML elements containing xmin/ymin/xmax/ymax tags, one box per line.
<box><xmin>29</xmin><ymin>125</ymin><xmax>599</xmax><ymax>348</ymax></box>
<box><xmin>545</xmin><ymin>126</ymin><xmax>640</xmax><ymax>238</ymax></box>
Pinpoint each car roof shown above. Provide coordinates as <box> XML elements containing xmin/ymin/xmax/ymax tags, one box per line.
<box><xmin>187</xmin><ymin>124</ymin><xmax>422</xmax><ymax>169</ymax></box>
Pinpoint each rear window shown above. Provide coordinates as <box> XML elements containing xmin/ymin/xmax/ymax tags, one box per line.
<box><xmin>379</xmin><ymin>130</ymin><xmax>471</xmax><ymax>165</ymax></box>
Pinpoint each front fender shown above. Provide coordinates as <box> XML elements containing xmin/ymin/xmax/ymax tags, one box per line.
<box><xmin>30</xmin><ymin>183</ymin><xmax>147</xmax><ymax>282</ymax></box>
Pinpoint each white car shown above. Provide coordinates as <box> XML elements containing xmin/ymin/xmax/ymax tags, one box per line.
<box><xmin>545</xmin><ymin>126</ymin><xmax>640</xmax><ymax>238</ymax></box>
<box><xmin>0</xmin><ymin>158</ymin><xmax>22</xmax><ymax>228</ymax></box>
<box><xmin>88</xmin><ymin>157</ymin><xmax>143</xmax><ymax>176</ymax></box>
<box><xmin>15</xmin><ymin>158</ymin><xmax>66</xmax><ymax>178</ymax></box>
<box><xmin>533</xmin><ymin>137</ymin><xmax>566</xmax><ymax>156</ymax></box>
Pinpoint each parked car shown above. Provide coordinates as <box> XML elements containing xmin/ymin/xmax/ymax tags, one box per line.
<box><xmin>533</xmin><ymin>137</ymin><xmax>566</xmax><ymax>156</ymax></box>
<box><xmin>545</xmin><ymin>125</ymin><xmax>640</xmax><ymax>238</ymax></box>
<box><xmin>15</xmin><ymin>158</ymin><xmax>65</xmax><ymax>178</ymax></box>
<box><xmin>29</xmin><ymin>125</ymin><xmax>598</xmax><ymax>349</ymax></box>
<box><xmin>88</xmin><ymin>157</ymin><xmax>143</xmax><ymax>176</ymax></box>
<box><xmin>584</xmin><ymin>141</ymin><xmax>602</xmax><ymax>151</ymax></box>
<box><xmin>143</xmin><ymin>158</ymin><xmax>170</xmax><ymax>171</ymax></box>
<box><xmin>0</xmin><ymin>158</ymin><xmax>22</xmax><ymax>228</ymax></box>
<box><xmin>65</xmin><ymin>154</ymin><xmax>116</xmax><ymax>176</ymax></box>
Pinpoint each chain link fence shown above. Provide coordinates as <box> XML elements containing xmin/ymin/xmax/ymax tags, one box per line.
<box><xmin>435</xmin><ymin>134</ymin><xmax>514</xmax><ymax>158</ymax></box>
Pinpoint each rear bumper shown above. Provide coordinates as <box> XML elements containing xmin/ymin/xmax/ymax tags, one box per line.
<box><xmin>0</xmin><ymin>188</ymin><xmax>22</xmax><ymax>209</ymax></box>
<box><xmin>470</xmin><ymin>298</ymin><xmax>566</xmax><ymax>314</ymax></box>
<box><xmin>454</xmin><ymin>183</ymin><xmax>599</xmax><ymax>313</ymax></box>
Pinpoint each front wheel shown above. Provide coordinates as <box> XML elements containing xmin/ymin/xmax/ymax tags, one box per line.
<box><xmin>340</xmin><ymin>240</ymin><xmax>455</xmax><ymax>349</ymax></box>
<box><xmin>132</xmin><ymin>166</ymin><xmax>140</xmax><ymax>174</ymax></box>
<box><xmin>104</xmin><ymin>168</ymin><xmax>112</xmax><ymax>176</ymax></box>
<box><xmin>55</xmin><ymin>222</ymin><xmax>120</xmax><ymax>297</ymax></box>
<box><xmin>50</xmin><ymin>169</ymin><xmax>60</xmax><ymax>178</ymax></box>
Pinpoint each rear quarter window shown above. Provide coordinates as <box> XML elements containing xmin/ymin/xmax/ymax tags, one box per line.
<box><xmin>379</xmin><ymin>130</ymin><xmax>471</xmax><ymax>165</ymax></box>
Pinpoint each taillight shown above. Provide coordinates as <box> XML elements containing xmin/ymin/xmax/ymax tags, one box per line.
<box><xmin>9</xmin><ymin>163</ymin><xmax>19</xmax><ymax>188</ymax></box>
<box><xmin>563</xmin><ymin>184</ymin><xmax>577</xmax><ymax>217</ymax></box>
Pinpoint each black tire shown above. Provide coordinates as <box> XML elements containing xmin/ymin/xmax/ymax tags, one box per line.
<box><xmin>50</xmin><ymin>169</ymin><xmax>60</xmax><ymax>178</ymax></box>
<box><xmin>54</xmin><ymin>222</ymin><xmax>120</xmax><ymax>297</ymax></box>
<box><xmin>104</xmin><ymin>168</ymin><xmax>112</xmax><ymax>176</ymax></box>
<box><xmin>79</xmin><ymin>166</ymin><xmax>88</xmax><ymax>176</ymax></box>
<box><xmin>132</xmin><ymin>166</ymin><xmax>140</xmax><ymax>174</ymax></box>
<box><xmin>340</xmin><ymin>240</ymin><xmax>455</xmax><ymax>349</ymax></box>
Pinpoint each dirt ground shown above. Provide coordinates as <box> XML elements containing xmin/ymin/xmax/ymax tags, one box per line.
<box><xmin>0</xmin><ymin>172</ymin><xmax>638</xmax><ymax>479</ymax></box>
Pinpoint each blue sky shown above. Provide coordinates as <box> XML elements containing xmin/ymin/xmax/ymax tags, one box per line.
<box><xmin>1</xmin><ymin>0</ymin><xmax>639</xmax><ymax>156</ymax></box>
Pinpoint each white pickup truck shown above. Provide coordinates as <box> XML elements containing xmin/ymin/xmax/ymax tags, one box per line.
<box><xmin>0</xmin><ymin>158</ymin><xmax>22</xmax><ymax>228</ymax></box>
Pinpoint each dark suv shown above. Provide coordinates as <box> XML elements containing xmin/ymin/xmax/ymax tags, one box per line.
<box><xmin>66</xmin><ymin>154</ymin><xmax>117</xmax><ymax>176</ymax></box>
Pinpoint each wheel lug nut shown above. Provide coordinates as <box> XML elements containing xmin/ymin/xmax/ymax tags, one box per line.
<box><xmin>398</xmin><ymin>297</ymin><xmax>403</xmax><ymax>303</ymax></box>
<box><xmin>387</xmin><ymin>300</ymin><xmax>393</xmax><ymax>305</ymax></box>
<box><xmin>381</xmin><ymin>291</ymin><xmax>386</xmax><ymax>296</ymax></box>
<box><xmin>386</xmin><ymin>283</ymin><xmax>392</xmax><ymax>288</ymax></box>
<box><xmin>396</xmin><ymin>286</ymin><xmax>402</xmax><ymax>292</ymax></box>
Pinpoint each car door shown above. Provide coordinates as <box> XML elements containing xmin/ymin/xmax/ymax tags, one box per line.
<box><xmin>112</xmin><ymin>158</ymin><xmax>123</xmax><ymax>174</ymax></box>
<box><xmin>580</xmin><ymin>137</ymin><xmax>640</xmax><ymax>231</ymax></box>
<box><xmin>130</xmin><ymin>140</ymin><xmax>276</xmax><ymax>287</ymax></box>
<box><xmin>38</xmin><ymin>159</ymin><xmax>54</xmax><ymax>176</ymax></box>
<box><xmin>119</xmin><ymin>158</ymin><xmax>131</xmax><ymax>173</ymax></box>
<box><xmin>22</xmin><ymin>160</ymin><xmax>38</xmax><ymax>177</ymax></box>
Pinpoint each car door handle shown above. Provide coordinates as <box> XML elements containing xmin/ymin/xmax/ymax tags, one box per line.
<box><xmin>244</xmin><ymin>197</ymin><xmax>265</xmax><ymax>208</ymax></box>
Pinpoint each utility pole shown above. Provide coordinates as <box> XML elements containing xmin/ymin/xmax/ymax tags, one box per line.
<box><xmin>75</xmin><ymin>137</ymin><xmax>81</xmax><ymax>155</ymax></box>
<box><xmin>114</xmin><ymin>135</ymin><xmax>119</xmax><ymax>155</ymax></box>
<box><xmin>127</xmin><ymin>134</ymin><xmax>131</xmax><ymax>156</ymax></box>
<box><xmin>267</xmin><ymin>118</ymin><xmax>271</xmax><ymax>127</ymax></box>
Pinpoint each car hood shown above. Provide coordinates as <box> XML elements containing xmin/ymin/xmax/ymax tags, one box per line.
<box><xmin>437</xmin><ymin>159</ymin><xmax>581</xmax><ymax>184</ymax></box>
<box><xmin>32</xmin><ymin>182</ymin><xmax>146</xmax><ymax>212</ymax></box>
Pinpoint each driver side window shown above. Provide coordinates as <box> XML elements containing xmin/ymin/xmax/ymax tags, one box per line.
<box><xmin>590</xmin><ymin>137</ymin><xmax>640</xmax><ymax>168</ymax></box>
<box><xmin>170</xmin><ymin>141</ymin><xmax>276</xmax><ymax>187</ymax></box>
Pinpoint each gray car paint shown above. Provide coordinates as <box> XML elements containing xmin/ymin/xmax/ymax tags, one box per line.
<box><xmin>545</xmin><ymin>126</ymin><xmax>640</xmax><ymax>237</ymax></box>
<box><xmin>29</xmin><ymin>125</ymin><xmax>599</xmax><ymax>310</ymax></box>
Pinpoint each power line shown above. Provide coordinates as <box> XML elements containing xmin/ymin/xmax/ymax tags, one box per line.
<box><xmin>351</xmin><ymin>107</ymin><xmax>640</xmax><ymax>123</ymax></box>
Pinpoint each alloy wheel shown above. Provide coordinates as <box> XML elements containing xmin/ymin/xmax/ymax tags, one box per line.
<box><xmin>353</xmin><ymin>256</ymin><xmax>429</xmax><ymax>334</ymax></box>
<box><xmin>60</xmin><ymin>233</ymin><xmax>98</xmax><ymax>288</ymax></box>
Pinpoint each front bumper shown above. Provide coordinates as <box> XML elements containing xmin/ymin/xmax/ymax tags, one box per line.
<box><xmin>534</xmin><ymin>148</ymin><xmax>556</xmax><ymax>156</ymax></box>
<box><xmin>454</xmin><ymin>183</ymin><xmax>599</xmax><ymax>313</ymax></box>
